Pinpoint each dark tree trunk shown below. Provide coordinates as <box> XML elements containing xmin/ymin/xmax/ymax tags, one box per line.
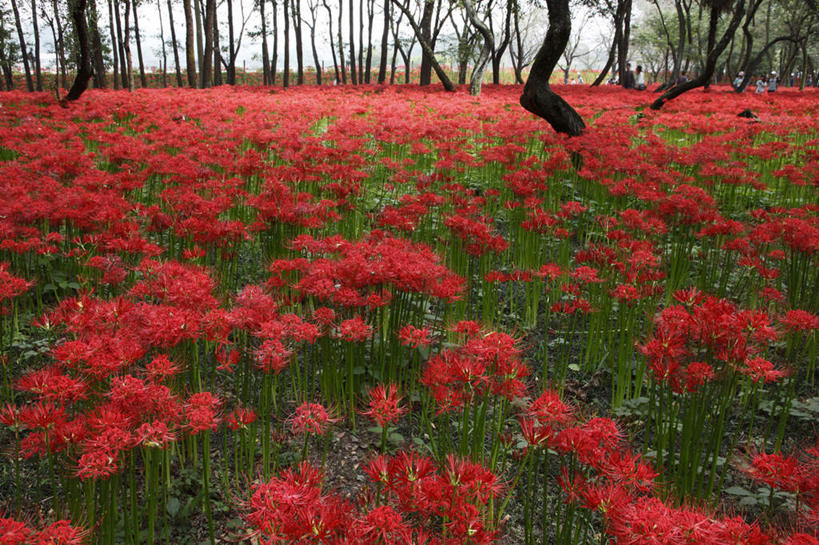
<box><xmin>195</xmin><ymin>0</ymin><xmax>204</xmax><ymax>73</ymax></box>
<box><xmin>31</xmin><ymin>0</ymin><xmax>43</xmax><ymax>91</ymax></box>
<box><xmin>365</xmin><ymin>0</ymin><xmax>374</xmax><ymax>83</ymax></box>
<box><xmin>201</xmin><ymin>0</ymin><xmax>213</xmax><ymax>86</ymax></box>
<box><xmin>358</xmin><ymin>0</ymin><xmax>364</xmax><ymax>82</ymax></box>
<box><xmin>592</xmin><ymin>0</ymin><xmax>625</xmax><ymax>86</ymax></box>
<box><xmin>272</xmin><ymin>0</ymin><xmax>278</xmax><ymax>83</ymax></box>
<box><xmin>107</xmin><ymin>0</ymin><xmax>120</xmax><ymax>88</ymax></box>
<box><xmin>51</xmin><ymin>0</ymin><xmax>69</xmax><ymax>88</ymax></box>
<box><xmin>617</xmin><ymin>0</ymin><xmax>632</xmax><ymax>85</ymax></box>
<box><xmin>89</xmin><ymin>0</ymin><xmax>107</xmax><ymax>88</ymax></box>
<box><xmin>261</xmin><ymin>0</ymin><xmax>271</xmax><ymax>84</ymax></box>
<box><xmin>294</xmin><ymin>0</ymin><xmax>304</xmax><ymax>84</ymax></box>
<box><xmin>377</xmin><ymin>0</ymin><xmax>389</xmax><ymax>83</ymax></box>
<box><xmin>167</xmin><ymin>0</ymin><xmax>184</xmax><ymax>86</ymax></box>
<box><xmin>520</xmin><ymin>0</ymin><xmax>584</xmax><ymax>136</ymax></box>
<box><xmin>652</xmin><ymin>0</ymin><xmax>747</xmax><ymax>110</ymax></box>
<box><xmin>123</xmin><ymin>0</ymin><xmax>134</xmax><ymax>90</ymax></box>
<box><xmin>349</xmin><ymin>0</ymin><xmax>357</xmax><ymax>83</ymax></box>
<box><xmin>309</xmin><ymin>17</ymin><xmax>322</xmax><ymax>84</ymax></box>
<box><xmin>11</xmin><ymin>0</ymin><xmax>34</xmax><ymax>91</ymax></box>
<box><xmin>283</xmin><ymin>0</ymin><xmax>290</xmax><ymax>86</ymax></box>
<box><xmin>323</xmin><ymin>0</ymin><xmax>340</xmax><ymax>83</ymax></box>
<box><xmin>390</xmin><ymin>0</ymin><xmax>453</xmax><ymax>89</ymax></box>
<box><xmin>226</xmin><ymin>0</ymin><xmax>235</xmax><ymax>84</ymax></box>
<box><xmin>738</xmin><ymin>36</ymin><xmax>796</xmax><ymax>91</ymax></box>
<box><xmin>133</xmin><ymin>0</ymin><xmax>147</xmax><ymax>87</ymax></box>
<box><xmin>213</xmin><ymin>0</ymin><xmax>222</xmax><ymax>86</ymax></box>
<box><xmin>511</xmin><ymin>3</ymin><xmax>525</xmax><ymax>84</ymax></box>
<box><xmin>337</xmin><ymin>0</ymin><xmax>346</xmax><ymax>83</ymax></box>
<box><xmin>66</xmin><ymin>0</ymin><xmax>94</xmax><ymax>100</ymax></box>
<box><xmin>183</xmin><ymin>0</ymin><xmax>197</xmax><ymax>86</ymax></box>
<box><xmin>491</xmin><ymin>0</ymin><xmax>512</xmax><ymax>85</ymax></box>
<box><xmin>113</xmin><ymin>0</ymin><xmax>128</xmax><ymax>88</ymax></box>
<box><xmin>418</xmin><ymin>0</ymin><xmax>433</xmax><ymax>85</ymax></box>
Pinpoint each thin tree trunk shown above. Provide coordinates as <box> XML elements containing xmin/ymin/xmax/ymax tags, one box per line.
<box><xmin>157</xmin><ymin>0</ymin><xmax>167</xmax><ymax>86</ymax></box>
<box><xmin>31</xmin><ymin>0</ymin><xmax>43</xmax><ymax>91</ymax></box>
<box><xmin>272</xmin><ymin>0</ymin><xmax>278</xmax><ymax>83</ymax></box>
<box><xmin>213</xmin><ymin>0</ymin><xmax>222</xmax><ymax>85</ymax></box>
<box><xmin>309</xmin><ymin>17</ymin><xmax>321</xmax><ymax>83</ymax></box>
<box><xmin>261</xmin><ymin>0</ymin><xmax>271</xmax><ymax>84</ymax></box>
<box><xmin>282</xmin><ymin>0</ymin><xmax>291</xmax><ymax>85</ymax></box>
<box><xmin>52</xmin><ymin>0</ymin><xmax>69</xmax><ymax>88</ymax></box>
<box><xmin>114</xmin><ymin>0</ymin><xmax>128</xmax><ymax>88</ymax></box>
<box><xmin>183</xmin><ymin>0</ymin><xmax>197</xmax><ymax>86</ymax></box>
<box><xmin>133</xmin><ymin>0</ymin><xmax>147</xmax><ymax>87</ymax></box>
<box><xmin>617</xmin><ymin>0</ymin><xmax>632</xmax><ymax>85</ymax></box>
<box><xmin>520</xmin><ymin>0</ymin><xmax>584</xmax><ymax>136</ymax></box>
<box><xmin>322</xmin><ymin>0</ymin><xmax>339</xmax><ymax>83</ymax></box>
<box><xmin>108</xmin><ymin>0</ymin><xmax>121</xmax><ymax>88</ymax></box>
<box><xmin>390</xmin><ymin>0</ymin><xmax>453</xmax><ymax>89</ymax></box>
<box><xmin>418</xmin><ymin>0</ymin><xmax>433</xmax><ymax>85</ymax></box>
<box><xmin>123</xmin><ymin>0</ymin><xmax>134</xmax><ymax>90</ymax></box>
<box><xmin>377</xmin><ymin>0</ymin><xmax>389</xmax><ymax>83</ymax></box>
<box><xmin>365</xmin><ymin>0</ymin><xmax>374</xmax><ymax>83</ymax></box>
<box><xmin>195</xmin><ymin>0</ymin><xmax>204</xmax><ymax>74</ymax></box>
<box><xmin>349</xmin><ymin>0</ymin><xmax>357</xmax><ymax>83</ymax></box>
<box><xmin>294</xmin><ymin>0</ymin><xmax>304</xmax><ymax>83</ymax></box>
<box><xmin>227</xmin><ymin>0</ymin><xmax>236</xmax><ymax>83</ymax></box>
<box><xmin>89</xmin><ymin>0</ymin><xmax>107</xmax><ymax>88</ymax></box>
<box><xmin>337</xmin><ymin>0</ymin><xmax>346</xmax><ymax>83</ymax></box>
<box><xmin>592</xmin><ymin>0</ymin><xmax>624</xmax><ymax>86</ymax></box>
<box><xmin>168</xmin><ymin>0</ymin><xmax>184</xmax><ymax>86</ymax></box>
<box><xmin>10</xmin><ymin>0</ymin><xmax>34</xmax><ymax>91</ymax></box>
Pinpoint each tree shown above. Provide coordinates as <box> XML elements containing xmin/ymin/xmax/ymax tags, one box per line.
<box><xmin>66</xmin><ymin>0</ymin><xmax>94</xmax><ymax>100</ymax></box>
<box><xmin>183</xmin><ymin>0</ymin><xmax>197</xmax><ymax>86</ymax></box>
<box><xmin>462</xmin><ymin>0</ymin><xmax>493</xmax><ymax>95</ymax></box>
<box><xmin>390</xmin><ymin>0</ymin><xmax>454</xmax><ymax>89</ymax></box>
<box><xmin>10</xmin><ymin>0</ymin><xmax>34</xmax><ymax>91</ymax></box>
<box><xmin>167</xmin><ymin>0</ymin><xmax>184</xmax><ymax>86</ymax></box>
<box><xmin>556</xmin><ymin>7</ymin><xmax>592</xmax><ymax>84</ymax></box>
<box><xmin>0</xmin><ymin>6</ymin><xmax>19</xmax><ymax>90</ymax></box>
<box><xmin>651</xmin><ymin>0</ymin><xmax>747</xmax><ymax>109</ymax></box>
<box><xmin>520</xmin><ymin>0</ymin><xmax>585</xmax><ymax>136</ymax></box>
<box><xmin>377</xmin><ymin>0</ymin><xmax>390</xmax><ymax>82</ymax></box>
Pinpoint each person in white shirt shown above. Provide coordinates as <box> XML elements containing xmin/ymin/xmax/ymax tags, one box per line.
<box><xmin>767</xmin><ymin>71</ymin><xmax>778</xmax><ymax>92</ymax></box>
<box><xmin>634</xmin><ymin>65</ymin><xmax>646</xmax><ymax>90</ymax></box>
<box><xmin>755</xmin><ymin>75</ymin><xmax>767</xmax><ymax>94</ymax></box>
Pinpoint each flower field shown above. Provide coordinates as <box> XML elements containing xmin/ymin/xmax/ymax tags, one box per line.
<box><xmin>0</xmin><ymin>85</ymin><xmax>817</xmax><ymax>545</ymax></box>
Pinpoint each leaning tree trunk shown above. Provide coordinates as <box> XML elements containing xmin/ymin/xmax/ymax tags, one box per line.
<box><xmin>133</xmin><ymin>0</ymin><xmax>148</xmax><ymax>87</ymax></box>
<box><xmin>519</xmin><ymin>0</ymin><xmax>585</xmax><ymax>136</ymax></box>
<box><xmin>592</xmin><ymin>0</ymin><xmax>625</xmax><ymax>86</ymax></box>
<box><xmin>651</xmin><ymin>0</ymin><xmax>747</xmax><ymax>110</ymax></box>
<box><xmin>167</xmin><ymin>0</ymin><xmax>184</xmax><ymax>86</ymax></box>
<box><xmin>323</xmin><ymin>0</ymin><xmax>339</xmax><ymax>83</ymax></box>
<box><xmin>89</xmin><ymin>0</ymin><xmax>107</xmax><ymax>88</ymax></box>
<box><xmin>10</xmin><ymin>0</ymin><xmax>34</xmax><ymax>91</ymax></box>
<box><xmin>463</xmin><ymin>0</ymin><xmax>493</xmax><ymax>96</ymax></box>
<box><xmin>390</xmin><ymin>0</ymin><xmax>454</xmax><ymax>90</ymax></box>
<box><xmin>31</xmin><ymin>0</ymin><xmax>43</xmax><ymax>91</ymax></box>
<box><xmin>66</xmin><ymin>0</ymin><xmax>94</xmax><ymax>100</ymax></box>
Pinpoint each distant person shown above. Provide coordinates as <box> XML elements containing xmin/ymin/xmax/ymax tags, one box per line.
<box><xmin>622</xmin><ymin>63</ymin><xmax>635</xmax><ymax>89</ymax></box>
<box><xmin>634</xmin><ymin>65</ymin><xmax>646</xmax><ymax>90</ymax></box>
<box><xmin>733</xmin><ymin>71</ymin><xmax>745</xmax><ymax>89</ymax></box>
<box><xmin>577</xmin><ymin>75</ymin><xmax>584</xmax><ymax>84</ymax></box>
<box><xmin>755</xmin><ymin>75</ymin><xmax>767</xmax><ymax>94</ymax></box>
<box><xmin>768</xmin><ymin>71</ymin><xmax>778</xmax><ymax>92</ymax></box>
<box><xmin>676</xmin><ymin>70</ymin><xmax>689</xmax><ymax>85</ymax></box>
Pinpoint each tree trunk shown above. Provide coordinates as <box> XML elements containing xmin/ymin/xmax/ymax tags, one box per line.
<box><xmin>349</xmin><ymin>0</ymin><xmax>357</xmax><ymax>83</ymax></box>
<box><xmin>651</xmin><ymin>0</ymin><xmax>747</xmax><ymax>110</ymax></box>
<box><xmin>167</xmin><ymin>0</ymin><xmax>184</xmax><ymax>86</ymax></box>
<box><xmin>309</xmin><ymin>18</ymin><xmax>322</xmax><ymax>83</ymax></box>
<box><xmin>31</xmin><ymin>0</ymin><xmax>42</xmax><ymax>91</ymax></box>
<box><xmin>261</xmin><ymin>0</ymin><xmax>271</xmax><ymax>84</ymax></box>
<box><xmin>213</xmin><ymin>0</ymin><xmax>222</xmax><ymax>86</ymax></box>
<box><xmin>511</xmin><ymin>3</ymin><xmax>524</xmax><ymax>84</ymax></box>
<box><xmin>365</xmin><ymin>0</ymin><xmax>374</xmax><ymax>83</ymax></box>
<box><xmin>294</xmin><ymin>0</ymin><xmax>304</xmax><ymax>84</ymax></box>
<box><xmin>201</xmin><ymin>0</ymin><xmax>214</xmax><ymax>86</ymax></box>
<box><xmin>195</xmin><ymin>0</ymin><xmax>204</xmax><ymax>74</ymax></box>
<box><xmin>283</xmin><ymin>0</ymin><xmax>290</xmax><ymax>86</ymax></box>
<box><xmin>88</xmin><ymin>0</ymin><xmax>107</xmax><ymax>88</ymax></box>
<box><xmin>107</xmin><ymin>0</ymin><xmax>120</xmax><ymax>88</ymax></box>
<box><xmin>272</xmin><ymin>0</ymin><xmax>278</xmax><ymax>83</ymax></box>
<box><xmin>183</xmin><ymin>0</ymin><xmax>197</xmax><ymax>86</ymax></box>
<box><xmin>10</xmin><ymin>0</ymin><xmax>34</xmax><ymax>91</ymax></box>
<box><xmin>592</xmin><ymin>0</ymin><xmax>625</xmax><ymax>86</ymax></box>
<box><xmin>491</xmin><ymin>0</ymin><xmax>512</xmax><ymax>84</ymax></box>
<box><xmin>418</xmin><ymin>0</ymin><xmax>433</xmax><ymax>85</ymax></box>
<box><xmin>323</xmin><ymin>0</ymin><xmax>340</xmax><ymax>83</ymax></box>
<box><xmin>133</xmin><ymin>0</ymin><xmax>147</xmax><ymax>87</ymax></box>
<box><xmin>113</xmin><ymin>0</ymin><xmax>128</xmax><ymax>88</ymax></box>
<box><xmin>337</xmin><ymin>0</ymin><xmax>346</xmax><ymax>82</ymax></box>
<box><xmin>377</xmin><ymin>0</ymin><xmax>389</xmax><ymax>83</ymax></box>
<box><xmin>463</xmin><ymin>0</ymin><xmax>493</xmax><ymax>95</ymax></box>
<box><xmin>390</xmin><ymin>0</ymin><xmax>454</xmax><ymax>90</ymax></box>
<box><xmin>358</xmin><ymin>0</ymin><xmax>364</xmax><ymax>82</ymax></box>
<box><xmin>519</xmin><ymin>0</ymin><xmax>584</xmax><ymax>136</ymax></box>
<box><xmin>123</xmin><ymin>0</ymin><xmax>134</xmax><ymax>90</ymax></box>
<box><xmin>66</xmin><ymin>0</ymin><xmax>94</xmax><ymax>100</ymax></box>
<box><xmin>52</xmin><ymin>0</ymin><xmax>69</xmax><ymax>88</ymax></box>
<box><xmin>157</xmin><ymin>0</ymin><xmax>167</xmax><ymax>86</ymax></box>
<box><xmin>617</xmin><ymin>0</ymin><xmax>632</xmax><ymax>85</ymax></box>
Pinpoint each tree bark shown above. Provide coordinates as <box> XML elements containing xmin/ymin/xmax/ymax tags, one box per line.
<box><xmin>167</xmin><ymin>0</ymin><xmax>184</xmax><ymax>86</ymax></box>
<box><xmin>294</xmin><ymin>0</ymin><xmax>304</xmax><ymax>83</ymax></box>
<box><xmin>323</xmin><ymin>0</ymin><xmax>340</xmax><ymax>83</ymax></box>
<box><xmin>592</xmin><ymin>0</ymin><xmax>625</xmax><ymax>86</ymax></box>
<box><xmin>651</xmin><ymin>0</ymin><xmax>747</xmax><ymax>110</ymax></box>
<box><xmin>66</xmin><ymin>0</ymin><xmax>94</xmax><ymax>100</ymax></box>
<box><xmin>123</xmin><ymin>0</ymin><xmax>134</xmax><ymax>90</ymax></box>
<box><xmin>418</xmin><ymin>0</ymin><xmax>433</xmax><ymax>85</ymax></box>
<box><xmin>11</xmin><ymin>0</ymin><xmax>34</xmax><ymax>91</ymax></box>
<box><xmin>261</xmin><ymin>0</ymin><xmax>271</xmax><ymax>84</ymax></box>
<box><xmin>283</xmin><ymin>0</ymin><xmax>290</xmax><ymax>85</ymax></box>
<box><xmin>113</xmin><ymin>0</ymin><xmax>128</xmax><ymax>88</ymax></box>
<box><xmin>133</xmin><ymin>0</ymin><xmax>148</xmax><ymax>87</ymax></box>
<box><xmin>349</xmin><ymin>0</ymin><xmax>357</xmax><ymax>83</ymax></box>
<box><xmin>365</xmin><ymin>0</ymin><xmax>374</xmax><ymax>82</ymax></box>
<box><xmin>213</xmin><ymin>0</ymin><xmax>222</xmax><ymax>85</ymax></box>
<box><xmin>201</xmin><ymin>0</ymin><xmax>214</xmax><ymax>87</ymax></box>
<box><xmin>463</xmin><ymin>0</ymin><xmax>493</xmax><ymax>95</ymax></box>
<box><xmin>89</xmin><ymin>0</ymin><xmax>107</xmax><ymax>88</ymax></box>
<box><xmin>195</xmin><ymin>0</ymin><xmax>204</xmax><ymax>73</ymax></box>
<box><xmin>377</xmin><ymin>0</ymin><xmax>389</xmax><ymax>83</ymax></box>
<box><xmin>390</xmin><ymin>0</ymin><xmax>454</xmax><ymax>90</ymax></box>
<box><xmin>107</xmin><ymin>0</ymin><xmax>120</xmax><ymax>88</ymax></box>
<box><xmin>157</xmin><ymin>0</ymin><xmax>167</xmax><ymax>86</ymax></box>
<box><xmin>519</xmin><ymin>0</ymin><xmax>584</xmax><ymax>136</ymax></box>
<box><xmin>183</xmin><ymin>0</ymin><xmax>197</xmax><ymax>86</ymax></box>
<box><xmin>272</xmin><ymin>0</ymin><xmax>278</xmax><ymax>83</ymax></box>
<box><xmin>31</xmin><ymin>0</ymin><xmax>43</xmax><ymax>91</ymax></box>
<box><xmin>337</xmin><ymin>0</ymin><xmax>346</xmax><ymax>83</ymax></box>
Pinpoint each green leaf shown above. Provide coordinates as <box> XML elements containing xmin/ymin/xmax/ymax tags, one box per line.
<box><xmin>166</xmin><ymin>497</ymin><xmax>180</xmax><ymax>517</ymax></box>
<box><xmin>724</xmin><ymin>486</ymin><xmax>752</xmax><ymax>496</ymax></box>
<box><xmin>388</xmin><ymin>432</ymin><xmax>405</xmax><ymax>446</ymax></box>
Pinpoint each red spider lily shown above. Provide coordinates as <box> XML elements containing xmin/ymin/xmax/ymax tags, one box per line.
<box><xmin>336</xmin><ymin>316</ymin><xmax>373</xmax><ymax>342</ymax></box>
<box><xmin>136</xmin><ymin>420</ymin><xmax>176</xmax><ymax>449</ymax></box>
<box><xmin>290</xmin><ymin>402</ymin><xmax>338</xmax><ymax>436</ymax></box>
<box><xmin>184</xmin><ymin>392</ymin><xmax>221</xmax><ymax>434</ymax></box>
<box><xmin>226</xmin><ymin>407</ymin><xmax>258</xmax><ymax>431</ymax></box>
<box><xmin>397</xmin><ymin>325</ymin><xmax>431</xmax><ymax>348</ymax></box>
<box><xmin>361</xmin><ymin>384</ymin><xmax>406</xmax><ymax>427</ymax></box>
